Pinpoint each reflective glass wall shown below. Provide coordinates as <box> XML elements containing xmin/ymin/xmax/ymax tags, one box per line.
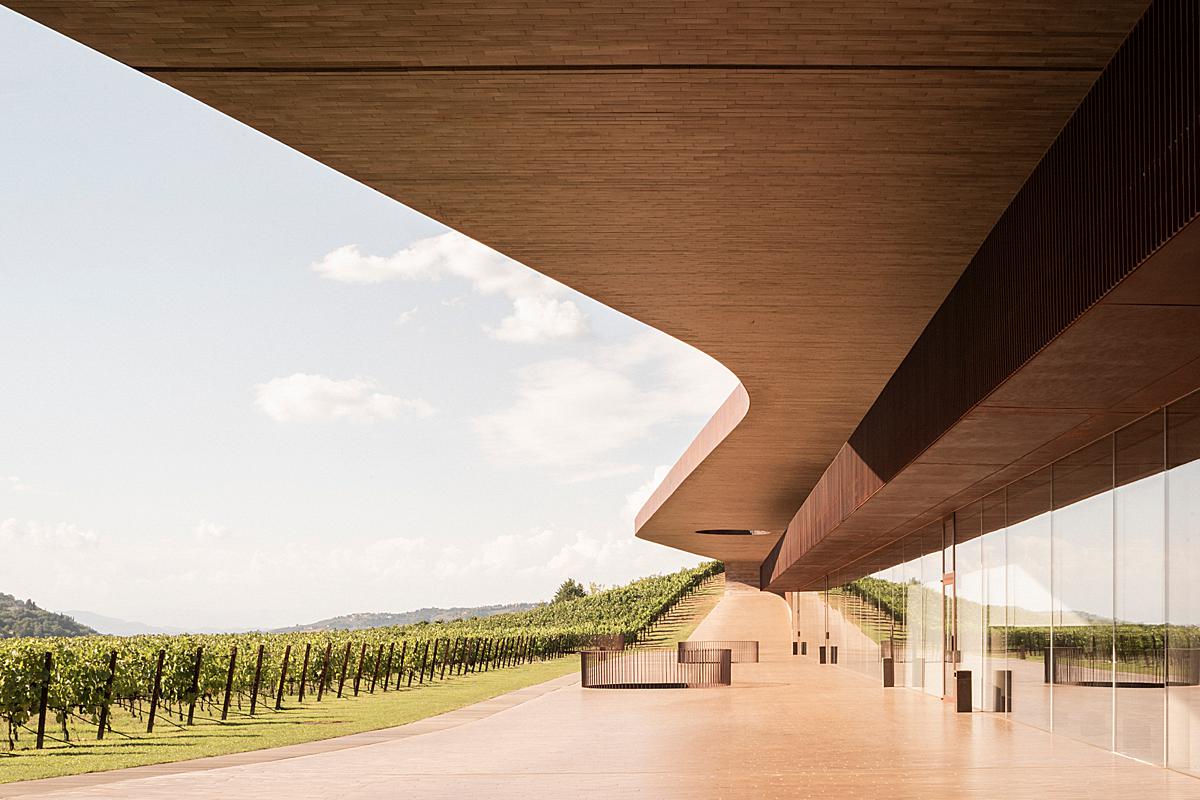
<box><xmin>790</xmin><ymin>386</ymin><xmax>1200</xmax><ymax>776</ymax></box>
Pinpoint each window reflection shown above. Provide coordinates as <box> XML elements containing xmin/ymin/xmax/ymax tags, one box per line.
<box><xmin>956</xmin><ymin>503</ymin><xmax>984</xmax><ymax>710</ymax></box>
<box><xmin>793</xmin><ymin>385</ymin><xmax>1200</xmax><ymax>773</ymax></box>
<box><xmin>1168</xmin><ymin>392</ymin><xmax>1200</xmax><ymax>777</ymax></box>
<box><xmin>1007</xmin><ymin>467</ymin><xmax>1053</xmax><ymax>732</ymax></box>
<box><xmin>1051</xmin><ymin>438</ymin><xmax>1114</xmax><ymax>750</ymax></box>
<box><xmin>923</xmin><ymin>523</ymin><xmax>945</xmax><ymax>698</ymax></box>
<box><xmin>982</xmin><ymin>491</ymin><xmax>1008</xmax><ymax>714</ymax></box>
<box><xmin>1115</xmin><ymin>411</ymin><xmax>1166</xmax><ymax>764</ymax></box>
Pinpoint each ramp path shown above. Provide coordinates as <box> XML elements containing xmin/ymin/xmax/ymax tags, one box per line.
<box><xmin>4</xmin><ymin>588</ymin><xmax>1198</xmax><ymax>799</ymax></box>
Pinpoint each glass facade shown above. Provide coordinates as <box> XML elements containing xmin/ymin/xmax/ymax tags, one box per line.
<box><xmin>790</xmin><ymin>386</ymin><xmax>1200</xmax><ymax>776</ymax></box>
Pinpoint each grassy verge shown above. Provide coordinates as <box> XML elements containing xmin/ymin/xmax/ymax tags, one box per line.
<box><xmin>635</xmin><ymin>574</ymin><xmax>724</xmax><ymax>648</ymax></box>
<box><xmin>0</xmin><ymin>657</ymin><xmax>576</xmax><ymax>784</ymax></box>
<box><xmin>0</xmin><ymin>573</ymin><xmax>726</xmax><ymax>784</ymax></box>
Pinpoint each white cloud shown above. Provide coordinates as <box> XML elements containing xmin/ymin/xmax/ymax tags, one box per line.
<box><xmin>622</xmin><ymin>464</ymin><xmax>672</xmax><ymax>524</ymax></box>
<box><xmin>473</xmin><ymin>332</ymin><xmax>737</xmax><ymax>472</ymax></box>
<box><xmin>428</xmin><ymin>526</ymin><xmax>693</xmax><ymax>585</ymax></box>
<box><xmin>311</xmin><ymin>242</ymin><xmax>441</xmax><ymax>284</ymax></box>
<box><xmin>0</xmin><ymin>509</ymin><xmax>701</xmax><ymax>630</ymax></box>
<box><xmin>487</xmin><ymin>296</ymin><xmax>588</xmax><ymax>343</ymax></box>
<box><xmin>194</xmin><ymin>520</ymin><xmax>229</xmax><ymax>541</ymax></box>
<box><xmin>561</xmin><ymin>464</ymin><xmax>645</xmax><ymax>484</ymax></box>
<box><xmin>254</xmin><ymin>373</ymin><xmax>434</xmax><ymax>423</ymax></box>
<box><xmin>3</xmin><ymin>476</ymin><xmax>33</xmax><ymax>494</ymax></box>
<box><xmin>312</xmin><ymin>232</ymin><xmax>588</xmax><ymax>343</ymax></box>
<box><xmin>0</xmin><ymin>518</ymin><xmax>99</xmax><ymax>549</ymax></box>
<box><xmin>394</xmin><ymin>306</ymin><xmax>419</xmax><ymax>326</ymax></box>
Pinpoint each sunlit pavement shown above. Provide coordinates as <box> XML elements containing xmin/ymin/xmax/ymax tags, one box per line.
<box><xmin>5</xmin><ymin>590</ymin><xmax>1199</xmax><ymax>799</ymax></box>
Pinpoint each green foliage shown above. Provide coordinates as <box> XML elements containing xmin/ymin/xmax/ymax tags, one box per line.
<box><xmin>0</xmin><ymin>594</ymin><xmax>95</xmax><ymax>640</ymax></box>
<box><xmin>551</xmin><ymin>578</ymin><xmax>587</xmax><ymax>604</ymax></box>
<box><xmin>0</xmin><ymin>562</ymin><xmax>722</xmax><ymax>750</ymax></box>
<box><xmin>273</xmin><ymin>603</ymin><xmax>540</xmax><ymax>633</ymax></box>
<box><xmin>839</xmin><ymin>577</ymin><xmax>910</xmax><ymax>622</ymax></box>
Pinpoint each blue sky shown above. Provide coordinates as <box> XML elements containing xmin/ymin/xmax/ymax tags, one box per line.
<box><xmin>0</xmin><ymin>8</ymin><xmax>736</xmax><ymax>630</ymax></box>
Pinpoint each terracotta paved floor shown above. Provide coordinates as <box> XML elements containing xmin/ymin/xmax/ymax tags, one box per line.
<box><xmin>6</xmin><ymin>590</ymin><xmax>1200</xmax><ymax>799</ymax></box>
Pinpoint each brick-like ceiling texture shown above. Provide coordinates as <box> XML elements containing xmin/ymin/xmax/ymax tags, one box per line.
<box><xmin>8</xmin><ymin>1</ymin><xmax>1149</xmax><ymax>566</ymax></box>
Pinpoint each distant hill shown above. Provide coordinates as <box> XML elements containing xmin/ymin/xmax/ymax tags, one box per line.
<box><xmin>0</xmin><ymin>593</ymin><xmax>96</xmax><ymax>638</ymax></box>
<box><xmin>273</xmin><ymin>603</ymin><xmax>541</xmax><ymax>633</ymax></box>
<box><xmin>61</xmin><ymin>609</ymin><xmax>206</xmax><ymax>636</ymax></box>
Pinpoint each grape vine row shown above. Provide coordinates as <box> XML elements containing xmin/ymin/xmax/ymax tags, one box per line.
<box><xmin>0</xmin><ymin>562</ymin><xmax>721</xmax><ymax>749</ymax></box>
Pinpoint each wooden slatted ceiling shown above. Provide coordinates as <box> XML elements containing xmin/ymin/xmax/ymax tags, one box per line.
<box><xmin>6</xmin><ymin>1</ymin><xmax>1148</xmax><ymax>567</ymax></box>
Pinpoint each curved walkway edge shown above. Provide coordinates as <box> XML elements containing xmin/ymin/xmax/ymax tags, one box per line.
<box><xmin>0</xmin><ymin>673</ymin><xmax>580</xmax><ymax>798</ymax></box>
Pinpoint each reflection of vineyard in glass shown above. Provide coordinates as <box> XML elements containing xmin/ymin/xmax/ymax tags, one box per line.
<box><xmin>1</xmin><ymin>563</ymin><xmax>721</xmax><ymax>751</ymax></box>
<box><xmin>831</xmin><ymin>576</ymin><xmax>1200</xmax><ymax>687</ymax></box>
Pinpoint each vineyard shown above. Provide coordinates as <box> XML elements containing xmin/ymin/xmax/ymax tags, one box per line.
<box><xmin>0</xmin><ymin>562</ymin><xmax>722</xmax><ymax>758</ymax></box>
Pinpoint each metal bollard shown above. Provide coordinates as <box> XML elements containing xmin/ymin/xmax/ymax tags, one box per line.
<box><xmin>830</xmin><ymin>645</ymin><xmax>838</xmax><ymax>665</ymax></box>
<box><xmin>993</xmin><ymin>669</ymin><xmax>1012</xmax><ymax>712</ymax></box>
<box><xmin>956</xmin><ymin>670</ymin><xmax>972</xmax><ymax>712</ymax></box>
<box><xmin>801</xmin><ymin>641</ymin><xmax>807</xmax><ymax>656</ymax></box>
<box><xmin>882</xmin><ymin>657</ymin><xmax>895</xmax><ymax>687</ymax></box>
<box><xmin>819</xmin><ymin>645</ymin><xmax>827</xmax><ymax>664</ymax></box>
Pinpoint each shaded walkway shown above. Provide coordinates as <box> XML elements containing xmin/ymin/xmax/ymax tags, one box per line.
<box><xmin>6</xmin><ymin>590</ymin><xmax>1200</xmax><ymax>799</ymax></box>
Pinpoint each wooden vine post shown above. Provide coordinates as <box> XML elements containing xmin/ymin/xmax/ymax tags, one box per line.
<box><xmin>353</xmin><ymin>642</ymin><xmax>367</xmax><ymax>696</ymax></box>
<box><xmin>97</xmin><ymin>649</ymin><xmax>117</xmax><ymax>740</ymax></box>
<box><xmin>146</xmin><ymin>648</ymin><xmax>165</xmax><ymax>733</ymax></box>
<box><xmin>317</xmin><ymin>642</ymin><xmax>333</xmax><ymax>702</ymax></box>
<box><xmin>370</xmin><ymin>643</ymin><xmax>384</xmax><ymax>692</ymax></box>
<box><xmin>275</xmin><ymin>644</ymin><xmax>291</xmax><ymax>710</ymax></box>
<box><xmin>416</xmin><ymin>641</ymin><xmax>430</xmax><ymax>684</ymax></box>
<box><xmin>337</xmin><ymin>642</ymin><xmax>351</xmax><ymax>698</ymax></box>
<box><xmin>441</xmin><ymin>639</ymin><xmax>457</xmax><ymax>681</ymax></box>
<box><xmin>427</xmin><ymin>638</ymin><xmax>441</xmax><ymax>682</ymax></box>
<box><xmin>298</xmin><ymin>643</ymin><xmax>311</xmax><ymax>702</ymax></box>
<box><xmin>35</xmin><ymin>651</ymin><xmax>51</xmax><ymax>749</ymax></box>
<box><xmin>187</xmin><ymin>645</ymin><xmax>203</xmax><ymax>725</ymax></box>
<box><xmin>221</xmin><ymin>646</ymin><xmax>237</xmax><ymax>721</ymax></box>
<box><xmin>248</xmin><ymin>644</ymin><xmax>265</xmax><ymax>715</ymax></box>
<box><xmin>382</xmin><ymin>642</ymin><xmax>395</xmax><ymax>691</ymax></box>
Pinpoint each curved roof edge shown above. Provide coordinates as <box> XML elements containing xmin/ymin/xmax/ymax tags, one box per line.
<box><xmin>634</xmin><ymin>384</ymin><xmax>781</xmax><ymax>563</ymax></box>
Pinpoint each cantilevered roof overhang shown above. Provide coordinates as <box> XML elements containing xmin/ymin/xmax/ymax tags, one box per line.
<box><xmin>9</xmin><ymin>1</ymin><xmax>1152</xmax><ymax>572</ymax></box>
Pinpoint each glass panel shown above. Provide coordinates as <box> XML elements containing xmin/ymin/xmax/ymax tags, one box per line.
<box><xmin>798</xmin><ymin>589</ymin><xmax>823</xmax><ymax>659</ymax></box>
<box><xmin>905</xmin><ymin>530</ymin><xmax>930</xmax><ymax>691</ymax></box>
<box><xmin>899</xmin><ymin>537</ymin><xmax>922</xmax><ymax>689</ymax></box>
<box><xmin>834</xmin><ymin>564</ymin><xmax>881</xmax><ymax>679</ymax></box>
<box><xmin>861</xmin><ymin>552</ymin><xmax>890</xmax><ymax>683</ymax></box>
<box><xmin>923</xmin><ymin>523</ymin><xmax>945</xmax><ymax>698</ymax></box>
<box><xmin>944</xmin><ymin>516</ymin><xmax>956</xmax><ymax>700</ymax></box>
<box><xmin>982</xmin><ymin>490</ymin><xmax>1008</xmax><ymax>713</ymax></box>
<box><xmin>956</xmin><ymin>502</ymin><xmax>985</xmax><ymax>710</ymax></box>
<box><xmin>1114</xmin><ymin>411</ymin><xmax>1166</xmax><ymax>764</ymax></box>
<box><xmin>1168</xmin><ymin>389</ymin><xmax>1200</xmax><ymax>777</ymax></box>
<box><xmin>1051</xmin><ymin>437</ymin><xmax>1114</xmax><ymax>750</ymax></box>
<box><xmin>870</xmin><ymin>542</ymin><xmax>907</xmax><ymax>684</ymax></box>
<box><xmin>823</xmin><ymin>577</ymin><xmax>835</xmax><ymax>660</ymax></box>
<box><xmin>1007</xmin><ymin>466</ymin><xmax>1053</xmax><ymax>731</ymax></box>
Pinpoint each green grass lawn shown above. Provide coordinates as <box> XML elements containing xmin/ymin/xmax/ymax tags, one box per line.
<box><xmin>0</xmin><ymin>577</ymin><xmax>725</xmax><ymax>785</ymax></box>
<box><xmin>0</xmin><ymin>657</ymin><xmax>577</xmax><ymax>784</ymax></box>
<box><xmin>636</xmin><ymin>575</ymin><xmax>723</xmax><ymax>647</ymax></box>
